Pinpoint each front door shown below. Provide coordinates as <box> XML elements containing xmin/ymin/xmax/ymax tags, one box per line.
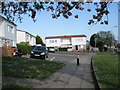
<box><xmin>75</xmin><ymin>45</ymin><xmax>78</xmax><ymax>50</ymax></box>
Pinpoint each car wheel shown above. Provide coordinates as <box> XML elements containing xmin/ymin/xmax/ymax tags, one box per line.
<box><xmin>30</xmin><ymin>55</ymin><xmax>33</xmax><ymax>58</ymax></box>
<box><xmin>46</xmin><ymin>55</ymin><xmax>48</xmax><ymax>58</ymax></box>
<box><xmin>43</xmin><ymin>55</ymin><xmax>47</xmax><ymax>60</ymax></box>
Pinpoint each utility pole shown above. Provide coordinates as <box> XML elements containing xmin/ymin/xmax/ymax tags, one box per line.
<box><xmin>118</xmin><ymin>2</ymin><xmax>120</xmax><ymax>44</ymax></box>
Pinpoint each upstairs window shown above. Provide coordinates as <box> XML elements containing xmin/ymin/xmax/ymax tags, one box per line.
<box><xmin>75</xmin><ymin>38</ymin><xmax>83</xmax><ymax>41</ymax></box>
<box><xmin>55</xmin><ymin>40</ymin><xmax>57</xmax><ymax>43</ymax></box>
<box><xmin>49</xmin><ymin>40</ymin><xmax>54</xmax><ymax>43</ymax></box>
<box><xmin>61</xmin><ymin>39</ymin><xmax>63</xmax><ymax>43</ymax></box>
<box><xmin>7</xmin><ymin>25</ymin><xmax>14</xmax><ymax>33</ymax></box>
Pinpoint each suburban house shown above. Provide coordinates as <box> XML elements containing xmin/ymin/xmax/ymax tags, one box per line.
<box><xmin>45</xmin><ymin>35</ymin><xmax>87</xmax><ymax>51</ymax></box>
<box><xmin>16</xmin><ymin>30</ymin><xmax>36</xmax><ymax>46</ymax></box>
<box><xmin>0</xmin><ymin>16</ymin><xmax>17</xmax><ymax>48</ymax></box>
<box><xmin>0</xmin><ymin>16</ymin><xmax>17</xmax><ymax>56</ymax></box>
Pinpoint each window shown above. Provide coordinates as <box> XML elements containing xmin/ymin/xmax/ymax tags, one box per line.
<box><xmin>7</xmin><ymin>25</ymin><xmax>14</xmax><ymax>33</ymax></box>
<box><xmin>26</xmin><ymin>34</ymin><xmax>29</xmax><ymax>41</ymax></box>
<box><xmin>75</xmin><ymin>38</ymin><xmax>83</xmax><ymax>41</ymax></box>
<box><xmin>49</xmin><ymin>40</ymin><xmax>54</xmax><ymax>43</ymax></box>
<box><xmin>10</xmin><ymin>40</ymin><xmax>13</xmax><ymax>46</ymax></box>
<box><xmin>7</xmin><ymin>25</ymin><xmax>9</xmax><ymax>32</ymax></box>
<box><xmin>34</xmin><ymin>46</ymin><xmax>46</xmax><ymax>51</ymax></box>
<box><xmin>49</xmin><ymin>40</ymin><xmax>51</xmax><ymax>43</ymax></box>
<box><xmin>55</xmin><ymin>40</ymin><xmax>57</xmax><ymax>43</ymax></box>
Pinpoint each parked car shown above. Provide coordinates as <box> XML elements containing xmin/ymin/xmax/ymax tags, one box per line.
<box><xmin>48</xmin><ymin>47</ymin><xmax>55</xmax><ymax>53</ymax></box>
<box><xmin>92</xmin><ymin>47</ymin><xmax>99</xmax><ymax>52</ymax></box>
<box><xmin>30</xmin><ymin>46</ymin><xmax>48</xmax><ymax>60</ymax></box>
<box><xmin>13</xmin><ymin>48</ymin><xmax>22</xmax><ymax>57</ymax></box>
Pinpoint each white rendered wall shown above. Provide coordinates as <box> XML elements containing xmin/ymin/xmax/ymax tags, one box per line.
<box><xmin>16</xmin><ymin>31</ymin><xmax>26</xmax><ymax>43</ymax></box>
<box><xmin>0</xmin><ymin>17</ymin><xmax>4</xmax><ymax>37</ymax></box>
<box><xmin>71</xmin><ymin>37</ymin><xmax>86</xmax><ymax>45</ymax></box>
<box><xmin>4</xmin><ymin>20</ymin><xmax>16</xmax><ymax>42</ymax></box>
<box><xmin>61</xmin><ymin>38</ymin><xmax>71</xmax><ymax>45</ymax></box>
<box><xmin>0</xmin><ymin>17</ymin><xmax>17</xmax><ymax>47</ymax></box>
<box><xmin>45</xmin><ymin>38</ymin><xmax>61</xmax><ymax>47</ymax></box>
<box><xmin>29</xmin><ymin>36</ymin><xmax>36</xmax><ymax>46</ymax></box>
<box><xmin>45</xmin><ymin>36</ymin><xmax>87</xmax><ymax>50</ymax></box>
<box><xmin>17</xmin><ymin>31</ymin><xmax>36</xmax><ymax>46</ymax></box>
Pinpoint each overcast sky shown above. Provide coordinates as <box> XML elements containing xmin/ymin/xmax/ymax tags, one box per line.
<box><xmin>16</xmin><ymin>2</ymin><xmax>118</xmax><ymax>43</ymax></box>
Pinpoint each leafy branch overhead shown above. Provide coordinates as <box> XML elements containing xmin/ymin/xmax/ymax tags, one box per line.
<box><xmin>0</xmin><ymin>1</ymin><xmax>112</xmax><ymax>25</ymax></box>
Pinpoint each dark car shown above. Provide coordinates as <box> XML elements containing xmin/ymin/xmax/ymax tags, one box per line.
<box><xmin>30</xmin><ymin>46</ymin><xmax>48</xmax><ymax>60</ymax></box>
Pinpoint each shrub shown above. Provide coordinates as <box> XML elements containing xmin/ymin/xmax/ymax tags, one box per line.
<box><xmin>59</xmin><ymin>48</ymin><xmax>67</xmax><ymax>51</ymax></box>
<box><xmin>98</xmin><ymin>46</ymin><xmax>104</xmax><ymax>52</ymax></box>
<box><xmin>27</xmin><ymin>45</ymin><xmax>34</xmax><ymax>54</ymax></box>
<box><xmin>104</xmin><ymin>47</ymin><xmax>108</xmax><ymax>52</ymax></box>
<box><xmin>17</xmin><ymin>44</ymin><xmax>34</xmax><ymax>55</ymax></box>
<box><xmin>18</xmin><ymin>42</ymin><xmax>29</xmax><ymax>45</ymax></box>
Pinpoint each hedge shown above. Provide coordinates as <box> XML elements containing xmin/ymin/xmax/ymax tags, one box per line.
<box><xmin>17</xmin><ymin>44</ymin><xmax>34</xmax><ymax>55</ymax></box>
<box><xmin>59</xmin><ymin>48</ymin><xmax>67</xmax><ymax>51</ymax></box>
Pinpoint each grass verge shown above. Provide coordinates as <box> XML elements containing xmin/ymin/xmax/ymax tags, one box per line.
<box><xmin>93</xmin><ymin>52</ymin><xmax>118</xmax><ymax>88</ymax></box>
<box><xmin>2</xmin><ymin>84</ymin><xmax>32</xmax><ymax>90</ymax></box>
<box><xmin>2</xmin><ymin>56</ymin><xmax>65</xmax><ymax>79</ymax></box>
<box><xmin>96</xmin><ymin>51</ymin><xmax>114</xmax><ymax>55</ymax></box>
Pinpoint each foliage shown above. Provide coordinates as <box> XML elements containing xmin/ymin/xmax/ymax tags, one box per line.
<box><xmin>96</xmin><ymin>31</ymin><xmax>115</xmax><ymax>47</ymax></box>
<box><xmin>93</xmin><ymin>52</ymin><xmax>118</xmax><ymax>88</ymax></box>
<box><xmin>96</xmin><ymin>51</ymin><xmax>113</xmax><ymax>55</ymax></box>
<box><xmin>17</xmin><ymin>42</ymin><xmax>34</xmax><ymax>54</ymax></box>
<box><xmin>96</xmin><ymin>41</ymin><xmax>104</xmax><ymax>52</ymax></box>
<box><xmin>117</xmin><ymin>43</ymin><xmax>120</xmax><ymax>49</ymax></box>
<box><xmin>2</xmin><ymin>56</ymin><xmax>65</xmax><ymax>80</ymax></box>
<box><xmin>59</xmin><ymin>48</ymin><xmax>68</xmax><ymax>51</ymax></box>
<box><xmin>90</xmin><ymin>34</ymin><xmax>96</xmax><ymax>47</ymax></box>
<box><xmin>90</xmin><ymin>31</ymin><xmax>116</xmax><ymax>51</ymax></box>
<box><xmin>36</xmin><ymin>35</ymin><xmax>45</xmax><ymax>46</ymax></box>
<box><xmin>18</xmin><ymin>42</ymin><xmax>29</xmax><ymax>45</ymax></box>
<box><xmin>2</xmin><ymin>84</ymin><xmax>32</xmax><ymax>90</ymax></box>
<box><xmin>0</xmin><ymin>2</ymin><xmax>111</xmax><ymax>25</ymax></box>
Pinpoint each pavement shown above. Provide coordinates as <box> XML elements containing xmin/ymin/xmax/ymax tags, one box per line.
<box><xmin>3</xmin><ymin>52</ymin><xmax>95</xmax><ymax>89</ymax></box>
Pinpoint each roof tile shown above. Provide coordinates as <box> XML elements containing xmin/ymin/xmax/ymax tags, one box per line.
<box><xmin>45</xmin><ymin>35</ymin><xmax>86</xmax><ymax>39</ymax></box>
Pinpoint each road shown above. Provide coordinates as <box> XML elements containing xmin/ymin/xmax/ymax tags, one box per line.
<box><xmin>3</xmin><ymin>52</ymin><xmax>95</xmax><ymax>88</ymax></box>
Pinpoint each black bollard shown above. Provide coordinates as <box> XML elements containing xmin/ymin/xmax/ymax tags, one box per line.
<box><xmin>77</xmin><ymin>58</ymin><xmax>79</xmax><ymax>65</ymax></box>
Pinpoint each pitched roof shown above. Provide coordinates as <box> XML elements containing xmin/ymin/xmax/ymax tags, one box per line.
<box><xmin>45</xmin><ymin>35</ymin><xmax>86</xmax><ymax>39</ymax></box>
<box><xmin>17</xmin><ymin>30</ymin><xmax>36</xmax><ymax>37</ymax></box>
<box><xmin>0</xmin><ymin>15</ymin><xmax>17</xmax><ymax>26</ymax></box>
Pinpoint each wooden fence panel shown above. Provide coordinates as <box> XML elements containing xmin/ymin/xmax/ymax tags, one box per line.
<box><xmin>2</xmin><ymin>44</ymin><xmax>15</xmax><ymax>56</ymax></box>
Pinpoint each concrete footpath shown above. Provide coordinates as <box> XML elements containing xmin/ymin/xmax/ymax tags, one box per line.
<box><xmin>3</xmin><ymin>53</ymin><xmax>95</xmax><ymax>89</ymax></box>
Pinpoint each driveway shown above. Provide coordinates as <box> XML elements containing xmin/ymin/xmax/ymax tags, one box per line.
<box><xmin>3</xmin><ymin>52</ymin><xmax>95</xmax><ymax>88</ymax></box>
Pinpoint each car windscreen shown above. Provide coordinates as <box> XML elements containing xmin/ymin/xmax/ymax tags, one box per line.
<box><xmin>34</xmin><ymin>46</ymin><xmax>46</xmax><ymax>51</ymax></box>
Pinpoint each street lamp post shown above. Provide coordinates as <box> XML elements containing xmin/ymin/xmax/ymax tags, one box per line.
<box><xmin>110</xmin><ymin>26</ymin><xmax>118</xmax><ymax>50</ymax></box>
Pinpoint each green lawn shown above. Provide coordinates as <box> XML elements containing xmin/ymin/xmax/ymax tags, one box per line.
<box><xmin>2</xmin><ymin>56</ymin><xmax>65</xmax><ymax>79</ymax></box>
<box><xmin>2</xmin><ymin>84</ymin><xmax>32</xmax><ymax>90</ymax></box>
<box><xmin>96</xmin><ymin>51</ymin><xmax>114</xmax><ymax>55</ymax></box>
<box><xmin>93</xmin><ymin>52</ymin><xmax>118</xmax><ymax>88</ymax></box>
